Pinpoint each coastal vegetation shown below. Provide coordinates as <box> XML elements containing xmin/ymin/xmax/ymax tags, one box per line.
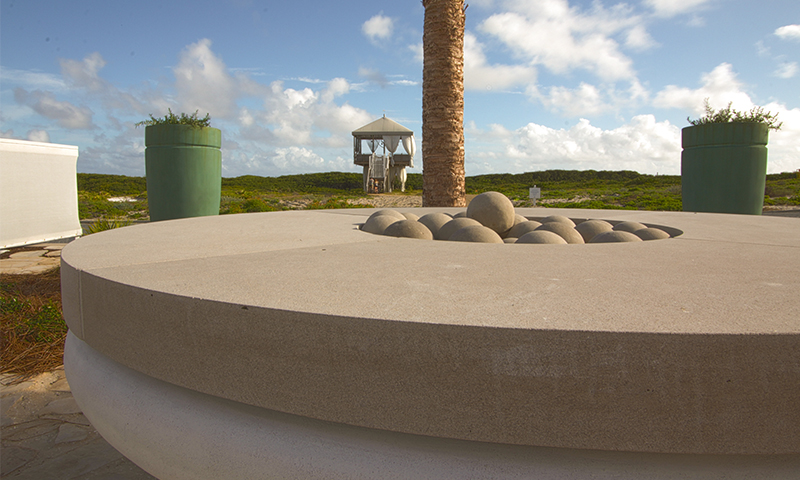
<box><xmin>76</xmin><ymin>170</ymin><xmax>799</xmax><ymax>221</ymax></box>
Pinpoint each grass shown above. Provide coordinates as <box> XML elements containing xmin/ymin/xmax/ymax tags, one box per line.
<box><xmin>77</xmin><ymin>170</ymin><xmax>799</xmax><ymax>221</ymax></box>
<box><xmin>1</xmin><ymin>267</ymin><xmax>67</xmax><ymax>383</ymax></box>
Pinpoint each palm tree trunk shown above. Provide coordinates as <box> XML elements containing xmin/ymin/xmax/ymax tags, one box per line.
<box><xmin>422</xmin><ymin>0</ymin><xmax>467</xmax><ymax>207</ymax></box>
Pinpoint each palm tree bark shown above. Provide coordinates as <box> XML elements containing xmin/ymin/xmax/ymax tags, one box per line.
<box><xmin>422</xmin><ymin>0</ymin><xmax>467</xmax><ymax>207</ymax></box>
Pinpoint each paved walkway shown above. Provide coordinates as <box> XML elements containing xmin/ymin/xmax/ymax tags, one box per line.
<box><xmin>1</xmin><ymin>369</ymin><xmax>154</xmax><ymax>479</ymax></box>
<box><xmin>1</xmin><ymin>240</ymin><xmax>154</xmax><ymax>478</ymax></box>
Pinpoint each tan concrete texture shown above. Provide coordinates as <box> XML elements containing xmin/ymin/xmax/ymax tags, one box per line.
<box><xmin>60</xmin><ymin>208</ymin><xmax>800</xmax><ymax>455</ymax></box>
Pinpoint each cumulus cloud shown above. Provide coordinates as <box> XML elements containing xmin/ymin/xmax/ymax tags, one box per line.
<box><xmin>362</xmin><ymin>14</ymin><xmax>394</xmax><ymax>44</ymax></box>
<box><xmin>479</xmin><ymin>0</ymin><xmax>647</xmax><ymax>82</ymax></box>
<box><xmin>528</xmin><ymin>79</ymin><xmax>648</xmax><ymax>117</ymax></box>
<box><xmin>644</xmin><ymin>0</ymin><xmax>714</xmax><ymax>18</ymax></box>
<box><xmin>60</xmin><ymin>52</ymin><xmax>108</xmax><ymax>92</ymax></box>
<box><xmin>653</xmin><ymin>63</ymin><xmax>753</xmax><ymax>115</ymax></box>
<box><xmin>466</xmin><ymin>115</ymin><xmax>682</xmax><ymax>174</ymax></box>
<box><xmin>26</xmin><ymin>130</ymin><xmax>50</xmax><ymax>142</ymax></box>
<box><xmin>775</xmin><ymin>25</ymin><xmax>800</xmax><ymax>41</ymax></box>
<box><xmin>464</xmin><ymin>33</ymin><xmax>537</xmax><ymax>90</ymax></box>
<box><xmin>173</xmin><ymin>39</ymin><xmax>240</xmax><ymax>118</ymax></box>
<box><xmin>13</xmin><ymin>88</ymin><xmax>94</xmax><ymax>129</ymax></box>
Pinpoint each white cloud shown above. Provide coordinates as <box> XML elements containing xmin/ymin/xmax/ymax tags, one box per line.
<box><xmin>26</xmin><ymin>130</ymin><xmax>50</xmax><ymax>142</ymax></box>
<box><xmin>528</xmin><ymin>79</ymin><xmax>648</xmax><ymax>117</ymax></box>
<box><xmin>464</xmin><ymin>32</ymin><xmax>537</xmax><ymax>90</ymax></box>
<box><xmin>775</xmin><ymin>25</ymin><xmax>800</xmax><ymax>41</ymax></box>
<box><xmin>362</xmin><ymin>14</ymin><xmax>394</xmax><ymax>44</ymax></box>
<box><xmin>0</xmin><ymin>68</ymin><xmax>66</xmax><ymax>91</ymax></box>
<box><xmin>644</xmin><ymin>0</ymin><xmax>714</xmax><ymax>18</ymax></box>
<box><xmin>466</xmin><ymin>115</ymin><xmax>682</xmax><ymax>174</ymax></box>
<box><xmin>479</xmin><ymin>0</ymin><xmax>645</xmax><ymax>82</ymax></box>
<box><xmin>173</xmin><ymin>39</ymin><xmax>239</xmax><ymax>118</ymax></box>
<box><xmin>775</xmin><ymin>62</ymin><xmax>798</xmax><ymax>79</ymax></box>
<box><xmin>13</xmin><ymin>88</ymin><xmax>94</xmax><ymax>129</ymax></box>
<box><xmin>358</xmin><ymin>67</ymin><xmax>388</xmax><ymax>87</ymax></box>
<box><xmin>653</xmin><ymin>63</ymin><xmax>753</xmax><ymax>115</ymax></box>
<box><xmin>60</xmin><ymin>52</ymin><xmax>108</xmax><ymax>92</ymax></box>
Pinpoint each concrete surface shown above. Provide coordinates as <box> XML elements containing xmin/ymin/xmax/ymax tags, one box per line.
<box><xmin>59</xmin><ymin>208</ymin><xmax>800</xmax><ymax>458</ymax></box>
<box><xmin>64</xmin><ymin>331</ymin><xmax>800</xmax><ymax>480</ymax></box>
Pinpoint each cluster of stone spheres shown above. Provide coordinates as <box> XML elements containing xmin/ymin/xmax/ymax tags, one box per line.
<box><xmin>360</xmin><ymin>191</ymin><xmax>674</xmax><ymax>244</ymax></box>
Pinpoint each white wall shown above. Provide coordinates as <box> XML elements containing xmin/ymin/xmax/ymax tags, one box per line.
<box><xmin>1</xmin><ymin>138</ymin><xmax>82</xmax><ymax>248</ymax></box>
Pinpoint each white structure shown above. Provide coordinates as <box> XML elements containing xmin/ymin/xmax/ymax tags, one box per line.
<box><xmin>0</xmin><ymin>138</ymin><xmax>82</xmax><ymax>248</ymax></box>
<box><xmin>352</xmin><ymin>116</ymin><xmax>416</xmax><ymax>193</ymax></box>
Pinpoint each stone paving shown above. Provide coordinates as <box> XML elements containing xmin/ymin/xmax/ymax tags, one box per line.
<box><xmin>2</xmin><ymin>240</ymin><xmax>155</xmax><ymax>479</ymax></box>
<box><xmin>1</xmin><ymin>369</ymin><xmax>155</xmax><ymax>479</ymax></box>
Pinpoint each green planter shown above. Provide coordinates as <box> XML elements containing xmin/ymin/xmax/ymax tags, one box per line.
<box><xmin>145</xmin><ymin>124</ymin><xmax>221</xmax><ymax>222</ymax></box>
<box><xmin>681</xmin><ymin>123</ymin><xmax>768</xmax><ymax>215</ymax></box>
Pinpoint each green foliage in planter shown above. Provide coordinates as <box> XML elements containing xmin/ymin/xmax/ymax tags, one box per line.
<box><xmin>687</xmin><ymin>98</ymin><xmax>782</xmax><ymax>130</ymax></box>
<box><xmin>136</xmin><ymin>108</ymin><xmax>211</xmax><ymax>128</ymax></box>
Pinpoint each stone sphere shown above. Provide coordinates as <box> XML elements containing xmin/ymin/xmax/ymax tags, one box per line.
<box><xmin>634</xmin><ymin>227</ymin><xmax>670</xmax><ymax>241</ymax></box>
<box><xmin>368</xmin><ymin>209</ymin><xmax>405</xmax><ymax>222</ymax></box>
<box><xmin>513</xmin><ymin>214</ymin><xmax>528</xmax><ymax>225</ymax></box>
<box><xmin>436</xmin><ymin>218</ymin><xmax>481</xmax><ymax>240</ymax></box>
<box><xmin>535</xmin><ymin>222</ymin><xmax>584</xmax><ymax>244</ymax></box>
<box><xmin>503</xmin><ymin>237</ymin><xmax>518</xmax><ymax>243</ymax></box>
<box><xmin>575</xmin><ymin>220</ymin><xmax>613</xmax><ymax>243</ymax></box>
<box><xmin>507</xmin><ymin>221</ymin><xmax>543</xmax><ymax>239</ymax></box>
<box><xmin>540</xmin><ymin>215</ymin><xmax>576</xmax><ymax>227</ymax></box>
<box><xmin>361</xmin><ymin>215</ymin><xmax>399</xmax><ymax>235</ymax></box>
<box><xmin>466</xmin><ymin>191</ymin><xmax>516</xmax><ymax>234</ymax></box>
<box><xmin>453</xmin><ymin>211</ymin><xmax>468</xmax><ymax>218</ymax></box>
<box><xmin>449</xmin><ymin>225</ymin><xmax>504</xmax><ymax>243</ymax></box>
<box><xmin>613</xmin><ymin>221</ymin><xmax>648</xmax><ymax>233</ymax></box>
<box><xmin>589</xmin><ymin>231</ymin><xmax>643</xmax><ymax>243</ymax></box>
<box><xmin>418</xmin><ymin>213</ymin><xmax>453</xmax><ymax>239</ymax></box>
<box><xmin>402</xmin><ymin>212</ymin><xmax>420</xmax><ymax>222</ymax></box>
<box><xmin>383</xmin><ymin>220</ymin><xmax>434</xmax><ymax>240</ymax></box>
<box><xmin>516</xmin><ymin>231</ymin><xmax>568</xmax><ymax>244</ymax></box>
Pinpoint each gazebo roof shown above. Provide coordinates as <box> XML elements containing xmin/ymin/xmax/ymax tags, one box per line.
<box><xmin>352</xmin><ymin>116</ymin><xmax>413</xmax><ymax>136</ymax></box>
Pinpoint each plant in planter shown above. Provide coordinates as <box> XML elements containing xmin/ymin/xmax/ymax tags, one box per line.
<box><xmin>137</xmin><ymin>109</ymin><xmax>221</xmax><ymax>222</ymax></box>
<box><xmin>681</xmin><ymin>100</ymin><xmax>781</xmax><ymax>215</ymax></box>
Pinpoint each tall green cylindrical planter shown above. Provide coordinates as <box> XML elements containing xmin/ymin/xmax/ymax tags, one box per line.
<box><xmin>681</xmin><ymin>123</ymin><xmax>768</xmax><ymax>215</ymax></box>
<box><xmin>145</xmin><ymin>125</ymin><xmax>221</xmax><ymax>222</ymax></box>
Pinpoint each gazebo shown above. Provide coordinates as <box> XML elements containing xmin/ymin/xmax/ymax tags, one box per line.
<box><xmin>352</xmin><ymin>116</ymin><xmax>416</xmax><ymax>193</ymax></box>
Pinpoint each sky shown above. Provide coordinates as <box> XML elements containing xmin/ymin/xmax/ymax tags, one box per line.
<box><xmin>1</xmin><ymin>0</ymin><xmax>799</xmax><ymax>178</ymax></box>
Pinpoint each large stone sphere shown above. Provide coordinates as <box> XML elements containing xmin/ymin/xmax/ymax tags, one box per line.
<box><xmin>383</xmin><ymin>220</ymin><xmax>434</xmax><ymax>240</ymax></box>
<box><xmin>466</xmin><ymin>191</ymin><xmax>516</xmax><ymax>234</ymax></box>
<box><xmin>403</xmin><ymin>212</ymin><xmax>420</xmax><ymax>222</ymax></box>
<box><xmin>418</xmin><ymin>213</ymin><xmax>453</xmax><ymax>239</ymax></box>
<box><xmin>535</xmin><ymin>222</ymin><xmax>584</xmax><ymax>244</ymax></box>
<box><xmin>513</xmin><ymin>214</ymin><xmax>528</xmax><ymax>225</ymax></box>
<box><xmin>575</xmin><ymin>220</ymin><xmax>613</xmax><ymax>243</ymax></box>
<box><xmin>613</xmin><ymin>221</ymin><xmax>648</xmax><ymax>233</ymax></box>
<box><xmin>449</xmin><ymin>225</ymin><xmax>504</xmax><ymax>243</ymax></box>
<box><xmin>634</xmin><ymin>227</ymin><xmax>671</xmax><ymax>241</ymax></box>
<box><xmin>540</xmin><ymin>215</ymin><xmax>576</xmax><ymax>227</ymax></box>
<box><xmin>589</xmin><ymin>231</ymin><xmax>643</xmax><ymax>243</ymax></box>
<box><xmin>361</xmin><ymin>215</ymin><xmax>400</xmax><ymax>235</ymax></box>
<box><xmin>453</xmin><ymin>211</ymin><xmax>468</xmax><ymax>218</ymax></box>
<box><xmin>507</xmin><ymin>221</ymin><xmax>543</xmax><ymax>239</ymax></box>
<box><xmin>368</xmin><ymin>209</ymin><xmax>405</xmax><ymax>222</ymax></box>
<box><xmin>436</xmin><ymin>218</ymin><xmax>481</xmax><ymax>240</ymax></box>
<box><xmin>516</xmin><ymin>231</ymin><xmax>568</xmax><ymax>244</ymax></box>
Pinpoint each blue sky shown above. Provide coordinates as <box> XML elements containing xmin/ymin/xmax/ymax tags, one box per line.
<box><xmin>2</xmin><ymin>0</ymin><xmax>799</xmax><ymax>177</ymax></box>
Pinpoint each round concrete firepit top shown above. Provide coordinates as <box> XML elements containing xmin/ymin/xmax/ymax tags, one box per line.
<box><xmin>60</xmin><ymin>208</ymin><xmax>800</xmax><ymax>455</ymax></box>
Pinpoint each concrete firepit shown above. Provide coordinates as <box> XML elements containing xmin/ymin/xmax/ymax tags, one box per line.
<box><xmin>61</xmin><ymin>207</ymin><xmax>800</xmax><ymax>479</ymax></box>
